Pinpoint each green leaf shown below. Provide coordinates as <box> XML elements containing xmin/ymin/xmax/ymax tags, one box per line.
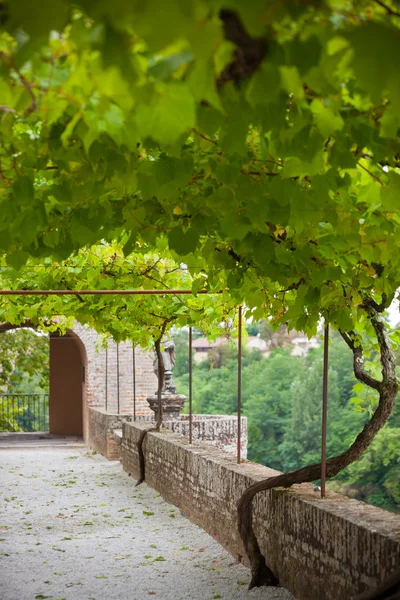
<box><xmin>9</xmin><ymin>0</ymin><xmax>69</xmax><ymax>37</ymax></box>
<box><xmin>347</xmin><ymin>23</ymin><xmax>400</xmax><ymax>104</ymax></box>
<box><xmin>353</xmin><ymin>383</ymin><xmax>365</xmax><ymax>394</ymax></box>
<box><xmin>287</xmin><ymin>36</ymin><xmax>322</xmax><ymax>75</ymax></box>
<box><xmin>6</xmin><ymin>251</ymin><xmax>29</xmax><ymax>270</ymax></box>
<box><xmin>137</xmin><ymin>83</ymin><xmax>196</xmax><ymax>144</ymax></box>
<box><xmin>381</xmin><ymin>172</ymin><xmax>400</xmax><ymax>212</ymax></box>
<box><xmin>148</xmin><ymin>51</ymin><xmax>193</xmax><ymax>81</ymax></box>
<box><xmin>12</xmin><ymin>176</ymin><xmax>34</xmax><ymax>205</ymax></box>
<box><xmin>43</xmin><ymin>229</ymin><xmax>60</xmax><ymax>249</ymax></box>
<box><xmin>197</xmin><ymin>104</ymin><xmax>224</xmax><ymax>136</ymax></box>
<box><xmin>310</xmin><ymin>99</ymin><xmax>344</xmax><ymax>138</ymax></box>
<box><xmin>192</xmin><ymin>278</ymin><xmax>206</xmax><ymax>295</ymax></box>
<box><xmin>188</xmin><ymin>60</ymin><xmax>223</xmax><ymax>112</ymax></box>
<box><xmin>61</xmin><ymin>112</ymin><xmax>82</xmax><ymax>145</ymax></box>
<box><xmin>246</xmin><ymin>63</ymin><xmax>280</xmax><ymax>107</ymax></box>
<box><xmin>168</xmin><ymin>226</ymin><xmax>199</xmax><ymax>255</ymax></box>
<box><xmin>280</xmin><ymin>66</ymin><xmax>304</xmax><ymax>101</ymax></box>
<box><xmin>220</xmin><ymin>105</ymin><xmax>249</xmax><ymax>156</ymax></box>
<box><xmin>129</xmin><ymin>0</ymin><xmax>195</xmax><ymax>52</ymax></box>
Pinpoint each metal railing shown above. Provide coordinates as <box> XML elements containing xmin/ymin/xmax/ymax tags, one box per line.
<box><xmin>0</xmin><ymin>394</ymin><xmax>49</xmax><ymax>432</ymax></box>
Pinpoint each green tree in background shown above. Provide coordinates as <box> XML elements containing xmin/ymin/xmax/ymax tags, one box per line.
<box><xmin>0</xmin><ymin>329</ymin><xmax>49</xmax><ymax>393</ymax></box>
<box><xmin>242</xmin><ymin>349</ymin><xmax>302</xmax><ymax>470</ymax></box>
<box><xmin>0</xmin><ymin>329</ymin><xmax>49</xmax><ymax>431</ymax></box>
<box><xmin>281</xmin><ymin>359</ymin><xmax>342</xmax><ymax>469</ymax></box>
<box><xmin>175</xmin><ymin>332</ymin><xmax>399</xmax><ymax>512</ymax></box>
<box><xmin>331</xmin><ymin>428</ymin><xmax>400</xmax><ymax>511</ymax></box>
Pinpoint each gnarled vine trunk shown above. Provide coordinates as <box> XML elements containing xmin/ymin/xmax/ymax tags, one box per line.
<box><xmin>136</xmin><ymin>332</ymin><xmax>165</xmax><ymax>486</ymax></box>
<box><xmin>237</xmin><ymin>301</ymin><xmax>398</xmax><ymax>590</ymax></box>
<box><xmin>154</xmin><ymin>336</ymin><xmax>165</xmax><ymax>430</ymax></box>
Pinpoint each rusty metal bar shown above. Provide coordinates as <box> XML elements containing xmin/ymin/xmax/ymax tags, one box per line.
<box><xmin>105</xmin><ymin>347</ymin><xmax>108</xmax><ymax>412</ymax></box>
<box><xmin>189</xmin><ymin>326</ymin><xmax>193</xmax><ymax>444</ymax></box>
<box><xmin>0</xmin><ymin>289</ymin><xmax>210</xmax><ymax>296</ymax></box>
<box><xmin>132</xmin><ymin>344</ymin><xmax>136</xmax><ymax>421</ymax></box>
<box><xmin>237</xmin><ymin>305</ymin><xmax>242</xmax><ymax>464</ymax></box>
<box><xmin>321</xmin><ymin>322</ymin><xmax>329</xmax><ymax>498</ymax></box>
<box><xmin>116</xmin><ymin>342</ymin><xmax>120</xmax><ymax>414</ymax></box>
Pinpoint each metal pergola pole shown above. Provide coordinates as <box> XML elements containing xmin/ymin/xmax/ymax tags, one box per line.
<box><xmin>189</xmin><ymin>326</ymin><xmax>193</xmax><ymax>444</ymax></box>
<box><xmin>321</xmin><ymin>322</ymin><xmax>329</xmax><ymax>498</ymax></box>
<box><xmin>132</xmin><ymin>344</ymin><xmax>136</xmax><ymax>421</ymax></box>
<box><xmin>116</xmin><ymin>342</ymin><xmax>120</xmax><ymax>414</ymax></box>
<box><xmin>237</xmin><ymin>306</ymin><xmax>242</xmax><ymax>464</ymax></box>
<box><xmin>0</xmin><ymin>289</ymin><xmax>210</xmax><ymax>296</ymax></box>
<box><xmin>105</xmin><ymin>347</ymin><xmax>108</xmax><ymax>412</ymax></box>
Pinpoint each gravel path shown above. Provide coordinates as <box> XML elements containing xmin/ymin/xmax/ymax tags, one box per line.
<box><xmin>0</xmin><ymin>447</ymin><xmax>294</xmax><ymax>600</ymax></box>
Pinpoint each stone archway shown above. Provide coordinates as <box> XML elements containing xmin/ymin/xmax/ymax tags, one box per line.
<box><xmin>49</xmin><ymin>330</ymin><xmax>87</xmax><ymax>437</ymax></box>
<box><xmin>1</xmin><ymin>320</ymin><xmax>157</xmax><ymax>441</ymax></box>
<box><xmin>0</xmin><ymin>322</ymin><xmax>87</xmax><ymax>438</ymax></box>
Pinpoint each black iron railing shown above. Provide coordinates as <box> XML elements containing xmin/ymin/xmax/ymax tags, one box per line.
<box><xmin>0</xmin><ymin>394</ymin><xmax>49</xmax><ymax>432</ymax></box>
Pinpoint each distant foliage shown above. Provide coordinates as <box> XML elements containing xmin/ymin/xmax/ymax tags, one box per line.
<box><xmin>0</xmin><ymin>329</ymin><xmax>49</xmax><ymax>431</ymax></box>
<box><xmin>175</xmin><ymin>334</ymin><xmax>399</xmax><ymax>513</ymax></box>
<box><xmin>0</xmin><ymin>329</ymin><xmax>49</xmax><ymax>393</ymax></box>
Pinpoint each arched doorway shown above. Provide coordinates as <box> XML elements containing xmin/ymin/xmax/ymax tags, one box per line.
<box><xmin>49</xmin><ymin>330</ymin><xmax>86</xmax><ymax>436</ymax></box>
<box><xmin>0</xmin><ymin>323</ymin><xmax>87</xmax><ymax>438</ymax></box>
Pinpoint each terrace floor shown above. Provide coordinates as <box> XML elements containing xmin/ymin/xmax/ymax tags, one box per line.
<box><xmin>0</xmin><ymin>445</ymin><xmax>294</xmax><ymax>600</ymax></box>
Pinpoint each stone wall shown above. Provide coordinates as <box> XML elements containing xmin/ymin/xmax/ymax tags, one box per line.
<box><xmin>167</xmin><ymin>415</ymin><xmax>247</xmax><ymax>458</ymax></box>
<box><xmin>120</xmin><ymin>421</ymin><xmax>400</xmax><ymax>600</ymax></box>
<box><xmin>88</xmin><ymin>407</ymin><xmax>247</xmax><ymax>460</ymax></box>
<box><xmin>87</xmin><ymin>407</ymin><xmax>130</xmax><ymax>460</ymax></box>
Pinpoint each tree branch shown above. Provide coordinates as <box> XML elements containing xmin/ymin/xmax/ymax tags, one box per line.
<box><xmin>374</xmin><ymin>0</ymin><xmax>400</xmax><ymax>17</ymax></box>
<box><xmin>0</xmin><ymin>105</ymin><xmax>16</xmax><ymax>114</ymax></box>
<box><xmin>358</xmin><ymin>162</ymin><xmax>383</xmax><ymax>185</ymax></box>
<box><xmin>362</xmin><ymin>297</ymin><xmax>396</xmax><ymax>383</ymax></box>
<box><xmin>218</xmin><ymin>9</ymin><xmax>268</xmax><ymax>87</ymax></box>
<box><xmin>0</xmin><ymin>319</ymin><xmax>53</xmax><ymax>333</ymax></box>
<box><xmin>136</xmin><ymin>317</ymin><xmax>171</xmax><ymax>486</ymax></box>
<box><xmin>192</xmin><ymin>129</ymin><xmax>218</xmax><ymax>145</ymax></box>
<box><xmin>9</xmin><ymin>57</ymin><xmax>38</xmax><ymax>116</ymax></box>
<box><xmin>238</xmin><ymin>302</ymin><xmax>398</xmax><ymax>589</ymax></box>
<box><xmin>339</xmin><ymin>330</ymin><xmax>381</xmax><ymax>390</ymax></box>
<box><xmin>140</xmin><ymin>258</ymin><xmax>162</xmax><ymax>277</ymax></box>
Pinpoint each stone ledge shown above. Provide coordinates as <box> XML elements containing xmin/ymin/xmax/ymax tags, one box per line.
<box><xmin>120</xmin><ymin>421</ymin><xmax>400</xmax><ymax>600</ymax></box>
<box><xmin>113</xmin><ymin>429</ymin><xmax>123</xmax><ymax>446</ymax></box>
<box><xmin>88</xmin><ymin>406</ymin><xmax>247</xmax><ymax>458</ymax></box>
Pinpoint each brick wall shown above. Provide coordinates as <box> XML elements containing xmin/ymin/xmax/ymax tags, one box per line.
<box><xmin>120</xmin><ymin>421</ymin><xmax>400</xmax><ymax>600</ymax></box>
<box><xmin>72</xmin><ymin>324</ymin><xmax>156</xmax><ymax>415</ymax></box>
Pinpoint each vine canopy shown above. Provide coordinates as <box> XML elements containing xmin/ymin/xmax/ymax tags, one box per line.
<box><xmin>0</xmin><ymin>1</ymin><xmax>399</xmax><ymax>334</ymax></box>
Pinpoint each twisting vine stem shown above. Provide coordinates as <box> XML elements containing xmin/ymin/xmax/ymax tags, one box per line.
<box><xmin>154</xmin><ymin>335</ymin><xmax>165</xmax><ymax>430</ymax></box>
<box><xmin>136</xmin><ymin>318</ymin><xmax>170</xmax><ymax>485</ymax></box>
<box><xmin>237</xmin><ymin>298</ymin><xmax>398</xmax><ymax>589</ymax></box>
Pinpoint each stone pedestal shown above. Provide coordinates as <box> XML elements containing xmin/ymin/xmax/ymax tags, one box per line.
<box><xmin>146</xmin><ymin>393</ymin><xmax>186</xmax><ymax>422</ymax></box>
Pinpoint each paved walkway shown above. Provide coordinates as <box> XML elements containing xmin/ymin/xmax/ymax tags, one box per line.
<box><xmin>0</xmin><ymin>447</ymin><xmax>294</xmax><ymax>600</ymax></box>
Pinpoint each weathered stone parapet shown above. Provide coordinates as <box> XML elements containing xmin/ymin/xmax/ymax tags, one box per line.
<box><xmin>167</xmin><ymin>414</ymin><xmax>247</xmax><ymax>458</ymax></box>
<box><xmin>87</xmin><ymin>407</ymin><xmax>132</xmax><ymax>460</ymax></box>
<box><xmin>118</xmin><ymin>412</ymin><xmax>247</xmax><ymax>457</ymax></box>
<box><xmin>120</xmin><ymin>421</ymin><xmax>400</xmax><ymax>600</ymax></box>
<box><xmin>88</xmin><ymin>407</ymin><xmax>248</xmax><ymax>460</ymax></box>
